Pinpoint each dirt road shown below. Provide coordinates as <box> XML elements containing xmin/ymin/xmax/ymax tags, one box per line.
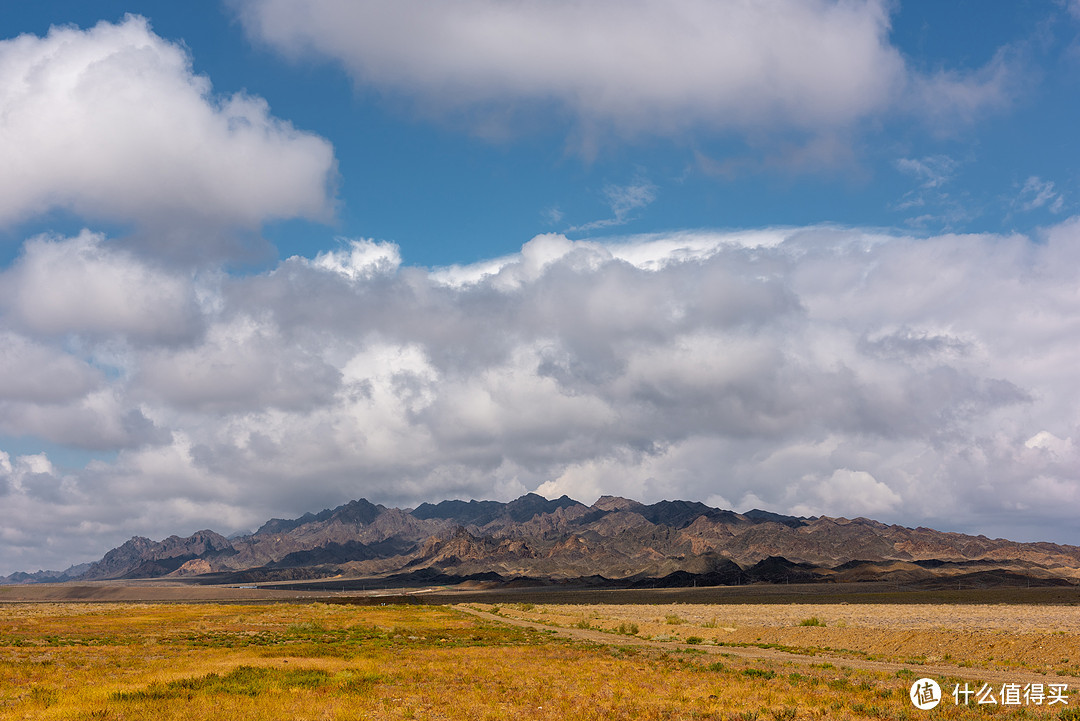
<box><xmin>456</xmin><ymin>605</ymin><xmax>1080</xmax><ymax>688</ymax></box>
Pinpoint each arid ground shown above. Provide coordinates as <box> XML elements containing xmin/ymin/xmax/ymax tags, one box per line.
<box><xmin>2</xmin><ymin>583</ymin><xmax>1079</xmax><ymax>719</ymax></box>
<box><xmin>465</xmin><ymin>601</ymin><xmax>1080</xmax><ymax>679</ymax></box>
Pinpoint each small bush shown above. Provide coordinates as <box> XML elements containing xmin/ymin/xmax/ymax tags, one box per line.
<box><xmin>112</xmin><ymin>666</ymin><xmax>334</xmax><ymax>701</ymax></box>
<box><xmin>616</xmin><ymin>622</ymin><xmax>639</xmax><ymax>636</ymax></box>
<box><xmin>798</xmin><ymin>617</ymin><xmax>825</xmax><ymax>627</ymax></box>
<box><xmin>665</xmin><ymin>614</ymin><xmax>685</xmax><ymax>625</ymax></box>
<box><xmin>685</xmin><ymin>636</ymin><xmax>703</xmax><ymax>645</ymax></box>
<box><xmin>29</xmin><ymin>686</ymin><xmax>59</xmax><ymax>707</ymax></box>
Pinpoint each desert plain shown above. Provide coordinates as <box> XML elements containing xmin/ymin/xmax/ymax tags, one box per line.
<box><xmin>1</xmin><ymin>582</ymin><xmax>1079</xmax><ymax>720</ymax></box>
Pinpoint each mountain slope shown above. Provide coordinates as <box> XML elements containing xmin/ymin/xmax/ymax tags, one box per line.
<box><xmin>5</xmin><ymin>495</ymin><xmax>1080</xmax><ymax>586</ymax></box>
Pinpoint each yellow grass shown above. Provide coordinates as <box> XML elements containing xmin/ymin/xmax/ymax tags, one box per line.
<box><xmin>0</xmin><ymin>601</ymin><xmax>1076</xmax><ymax>720</ymax></box>
<box><xmin>483</xmin><ymin>602</ymin><xmax>1080</xmax><ymax>676</ymax></box>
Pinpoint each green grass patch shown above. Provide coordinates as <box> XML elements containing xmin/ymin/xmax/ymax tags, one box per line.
<box><xmin>111</xmin><ymin>666</ymin><xmax>347</xmax><ymax>701</ymax></box>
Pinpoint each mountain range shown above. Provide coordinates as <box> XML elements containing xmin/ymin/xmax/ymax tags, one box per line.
<box><xmin>6</xmin><ymin>494</ymin><xmax>1080</xmax><ymax>589</ymax></box>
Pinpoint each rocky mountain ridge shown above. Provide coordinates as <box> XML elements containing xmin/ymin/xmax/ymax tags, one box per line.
<box><xmin>6</xmin><ymin>493</ymin><xmax>1080</xmax><ymax>587</ymax></box>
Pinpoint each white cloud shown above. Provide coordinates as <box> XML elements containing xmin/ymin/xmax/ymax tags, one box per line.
<box><xmin>0</xmin><ymin>388</ymin><xmax>162</xmax><ymax>451</ymax></box>
<box><xmin>0</xmin><ymin>230</ymin><xmax>202</xmax><ymax>342</ymax></box>
<box><xmin>603</xmin><ymin>179</ymin><xmax>658</xmax><ymax>221</ymax></box>
<box><xmin>541</xmin><ymin>206</ymin><xmax>565</xmax><ymax>226</ymax></box>
<box><xmin>896</xmin><ymin>155</ymin><xmax>958</xmax><ymax>191</ymax></box>
<box><xmin>0</xmin><ymin>452</ymin><xmax>56</xmax><ymax>493</ymax></box>
<box><xmin>5</xmin><ymin>220</ymin><xmax>1080</xmax><ymax>573</ymax></box>
<box><xmin>906</xmin><ymin>47</ymin><xmax>1017</xmax><ymax>127</ymax></box>
<box><xmin>428</xmin><ymin>228</ymin><xmax>789</xmax><ymax>288</ymax></box>
<box><xmin>0</xmin><ymin>16</ymin><xmax>335</xmax><ymax>243</ymax></box>
<box><xmin>803</xmin><ymin>468</ymin><xmax>903</xmax><ymax>517</ymax></box>
<box><xmin>570</xmin><ymin>178</ymin><xmax>658</xmax><ymax>231</ymax></box>
<box><xmin>233</xmin><ymin>0</ymin><xmax>1013</xmax><ymax>144</ymax></box>
<box><xmin>134</xmin><ymin>314</ymin><xmax>341</xmax><ymax>413</ymax></box>
<box><xmin>308</xmin><ymin>239</ymin><xmax>402</xmax><ymax>280</ymax></box>
<box><xmin>1024</xmin><ymin>430</ymin><xmax>1073</xmax><ymax>456</ymax></box>
<box><xmin>0</xmin><ymin>332</ymin><xmax>102</xmax><ymax>403</ymax></box>
<box><xmin>1016</xmin><ymin>176</ymin><xmax>1065</xmax><ymax>213</ymax></box>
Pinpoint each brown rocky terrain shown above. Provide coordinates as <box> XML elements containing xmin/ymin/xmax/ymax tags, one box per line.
<box><xmin>5</xmin><ymin>493</ymin><xmax>1080</xmax><ymax>588</ymax></box>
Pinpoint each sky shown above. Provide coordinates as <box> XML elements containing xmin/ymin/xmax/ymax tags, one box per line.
<box><xmin>1</xmin><ymin>1</ymin><xmax>1080</xmax><ymax>575</ymax></box>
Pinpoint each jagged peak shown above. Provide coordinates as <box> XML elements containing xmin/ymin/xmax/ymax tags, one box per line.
<box><xmin>591</xmin><ymin>495</ymin><xmax>643</xmax><ymax>512</ymax></box>
<box><xmin>254</xmin><ymin>498</ymin><xmax>383</xmax><ymax>536</ymax></box>
<box><xmin>16</xmin><ymin>493</ymin><xmax>1080</xmax><ymax>587</ymax></box>
<box><xmin>411</xmin><ymin>493</ymin><xmax>583</xmax><ymax>525</ymax></box>
<box><xmin>742</xmin><ymin>508</ymin><xmax>810</xmax><ymax>528</ymax></box>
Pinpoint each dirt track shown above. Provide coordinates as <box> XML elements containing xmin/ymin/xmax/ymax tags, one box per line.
<box><xmin>456</xmin><ymin>605</ymin><xmax>1080</xmax><ymax>688</ymax></box>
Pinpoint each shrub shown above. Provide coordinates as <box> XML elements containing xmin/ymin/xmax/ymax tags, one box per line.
<box><xmin>798</xmin><ymin>617</ymin><xmax>825</xmax><ymax>627</ymax></box>
<box><xmin>111</xmin><ymin>666</ymin><xmax>333</xmax><ymax>701</ymax></box>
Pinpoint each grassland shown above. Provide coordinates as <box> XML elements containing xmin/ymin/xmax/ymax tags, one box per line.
<box><xmin>475</xmin><ymin>602</ymin><xmax>1080</xmax><ymax>678</ymax></box>
<box><xmin>1</xmin><ymin>600</ymin><xmax>1078</xmax><ymax>720</ymax></box>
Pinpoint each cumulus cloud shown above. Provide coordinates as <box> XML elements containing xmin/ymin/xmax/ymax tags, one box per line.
<box><xmin>4</xmin><ymin>221</ymin><xmax>1080</xmax><ymax>573</ymax></box>
<box><xmin>0</xmin><ymin>332</ymin><xmax>102</xmax><ymax>403</ymax></box>
<box><xmin>795</xmin><ymin>468</ymin><xmax>903</xmax><ymax>517</ymax></box>
<box><xmin>0</xmin><ymin>391</ymin><xmax>163</xmax><ymax>451</ymax></box>
<box><xmin>232</xmin><ymin>0</ymin><xmax>1014</xmax><ymax>143</ymax></box>
<box><xmin>308</xmin><ymin>239</ymin><xmax>403</xmax><ymax>280</ymax></box>
<box><xmin>0</xmin><ymin>16</ymin><xmax>335</xmax><ymax>247</ymax></box>
<box><xmin>134</xmin><ymin>314</ymin><xmax>342</xmax><ymax>413</ymax></box>
<box><xmin>0</xmin><ymin>230</ymin><xmax>203</xmax><ymax>343</ymax></box>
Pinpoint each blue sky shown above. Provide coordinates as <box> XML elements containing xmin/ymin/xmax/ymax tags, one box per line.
<box><xmin>1</xmin><ymin>1</ymin><xmax>1080</xmax><ymax>575</ymax></box>
<box><xmin>4</xmin><ymin>0</ymin><xmax>1078</xmax><ymax>267</ymax></box>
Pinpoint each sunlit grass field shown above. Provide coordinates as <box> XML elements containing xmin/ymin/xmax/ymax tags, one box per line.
<box><xmin>1</xmin><ymin>601</ymin><xmax>1077</xmax><ymax>720</ymax></box>
<box><xmin>476</xmin><ymin>601</ymin><xmax>1080</xmax><ymax>677</ymax></box>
